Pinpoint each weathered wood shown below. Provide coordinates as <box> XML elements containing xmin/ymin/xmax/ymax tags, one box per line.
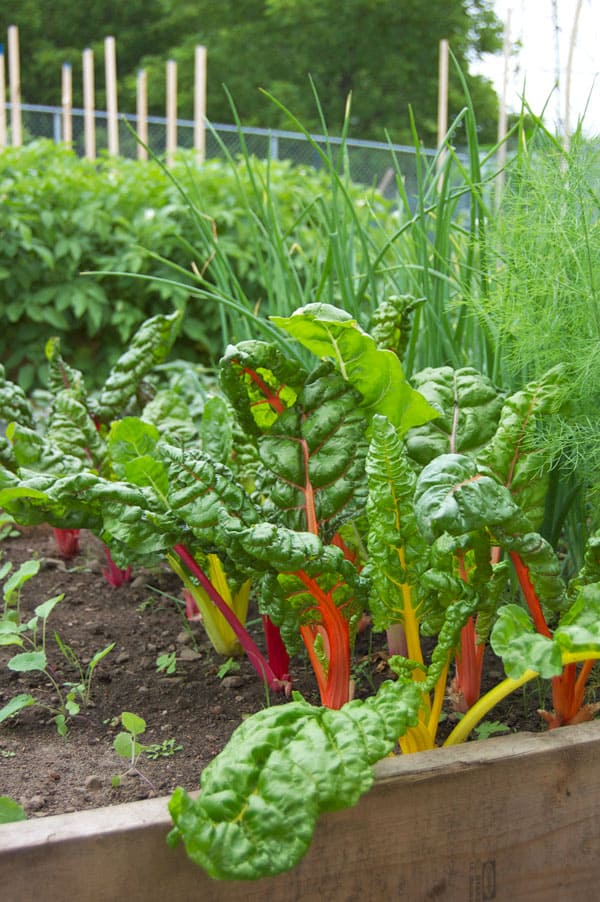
<box><xmin>82</xmin><ymin>48</ymin><xmax>95</xmax><ymax>161</ymax></box>
<box><xmin>2</xmin><ymin>722</ymin><xmax>600</xmax><ymax>900</ymax></box>
<box><xmin>7</xmin><ymin>25</ymin><xmax>22</xmax><ymax>147</ymax></box>
<box><xmin>104</xmin><ymin>36</ymin><xmax>119</xmax><ymax>156</ymax></box>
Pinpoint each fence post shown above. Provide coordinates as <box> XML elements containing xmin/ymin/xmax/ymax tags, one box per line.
<box><xmin>166</xmin><ymin>59</ymin><xmax>177</xmax><ymax>166</ymax></box>
<box><xmin>0</xmin><ymin>44</ymin><xmax>6</xmax><ymax>149</ymax></box>
<box><xmin>136</xmin><ymin>69</ymin><xmax>148</xmax><ymax>160</ymax></box>
<box><xmin>82</xmin><ymin>48</ymin><xmax>96</xmax><ymax>160</ymax></box>
<box><xmin>7</xmin><ymin>25</ymin><xmax>22</xmax><ymax>147</ymax></box>
<box><xmin>105</xmin><ymin>35</ymin><xmax>119</xmax><ymax>155</ymax></box>
<box><xmin>194</xmin><ymin>45</ymin><xmax>207</xmax><ymax>165</ymax></box>
<box><xmin>62</xmin><ymin>62</ymin><xmax>73</xmax><ymax>146</ymax></box>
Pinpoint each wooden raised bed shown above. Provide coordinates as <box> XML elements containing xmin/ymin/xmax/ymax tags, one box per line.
<box><xmin>2</xmin><ymin>721</ymin><xmax>600</xmax><ymax>900</ymax></box>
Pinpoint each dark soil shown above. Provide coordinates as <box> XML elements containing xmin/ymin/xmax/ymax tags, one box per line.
<box><xmin>0</xmin><ymin>524</ymin><xmax>572</xmax><ymax>820</ymax></box>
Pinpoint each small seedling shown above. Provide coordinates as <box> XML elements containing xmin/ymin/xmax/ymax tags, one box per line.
<box><xmin>473</xmin><ymin>720</ymin><xmax>511</xmax><ymax>741</ymax></box>
<box><xmin>111</xmin><ymin>711</ymin><xmax>182</xmax><ymax>786</ymax></box>
<box><xmin>0</xmin><ymin>563</ymin><xmax>114</xmax><ymax>734</ymax></box>
<box><xmin>156</xmin><ymin>651</ymin><xmax>178</xmax><ymax>675</ymax></box>
<box><xmin>145</xmin><ymin>738</ymin><xmax>183</xmax><ymax>760</ymax></box>
<box><xmin>217</xmin><ymin>657</ymin><xmax>241</xmax><ymax>679</ymax></box>
<box><xmin>0</xmin><ymin>513</ymin><xmax>19</xmax><ymax>541</ymax></box>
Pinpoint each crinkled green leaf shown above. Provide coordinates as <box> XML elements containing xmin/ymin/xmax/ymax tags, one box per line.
<box><xmin>257</xmin><ymin>363</ymin><xmax>368</xmax><ymax>536</ymax></box>
<box><xmin>46</xmin><ymin>389</ymin><xmax>106</xmax><ymax>469</ymax></box>
<box><xmin>405</xmin><ymin>366</ymin><xmax>505</xmax><ymax>466</ymax></box>
<box><xmin>108</xmin><ymin>417</ymin><xmax>161</xmax><ymax>473</ymax></box>
<box><xmin>478</xmin><ymin>366</ymin><xmax>565</xmax><ymax>527</ymax></box>
<box><xmin>141</xmin><ymin>389</ymin><xmax>199</xmax><ymax>445</ymax></box>
<box><xmin>199</xmin><ymin>395</ymin><xmax>233</xmax><ymax>464</ymax></box>
<box><xmin>365</xmin><ymin>414</ymin><xmax>427</xmax><ymax>632</ymax></box>
<box><xmin>491</xmin><ymin>603</ymin><xmax>562</xmax><ymax>679</ymax></box>
<box><xmin>414</xmin><ymin>453</ymin><xmax>566</xmax><ymax>613</ymax></box>
<box><xmin>271</xmin><ymin>303</ymin><xmax>438</xmax><ymax>433</ymax></box>
<box><xmin>368</xmin><ymin>294</ymin><xmax>423</xmax><ymax>358</ymax></box>
<box><xmin>414</xmin><ymin>453</ymin><xmax>516</xmax><ymax>543</ymax></box>
<box><xmin>219</xmin><ymin>340</ymin><xmax>306</xmax><ymax>436</ymax></box>
<box><xmin>168</xmin><ymin>680</ymin><xmax>423</xmax><ymax>880</ymax></box>
<box><xmin>91</xmin><ymin>310</ymin><xmax>182</xmax><ymax>422</ymax></box>
<box><xmin>555</xmin><ymin>584</ymin><xmax>600</xmax><ymax>652</ymax></box>
<box><xmin>0</xmin><ymin>364</ymin><xmax>35</xmax><ymax>429</ymax></box>
<box><xmin>45</xmin><ymin>337</ymin><xmax>87</xmax><ymax>401</ymax></box>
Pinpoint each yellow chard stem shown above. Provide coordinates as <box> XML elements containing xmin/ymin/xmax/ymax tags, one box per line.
<box><xmin>443</xmin><ymin>651</ymin><xmax>600</xmax><ymax>747</ymax></box>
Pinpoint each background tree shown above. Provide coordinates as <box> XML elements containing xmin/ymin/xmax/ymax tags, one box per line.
<box><xmin>1</xmin><ymin>0</ymin><xmax>503</xmax><ymax>145</ymax></box>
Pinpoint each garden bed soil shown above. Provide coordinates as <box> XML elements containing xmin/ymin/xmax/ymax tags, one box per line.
<box><xmin>0</xmin><ymin>524</ymin><xmax>567</xmax><ymax>820</ymax></box>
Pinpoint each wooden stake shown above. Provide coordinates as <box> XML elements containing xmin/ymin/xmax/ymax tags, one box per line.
<box><xmin>136</xmin><ymin>69</ymin><xmax>148</xmax><ymax>161</ymax></box>
<box><xmin>7</xmin><ymin>25</ymin><xmax>22</xmax><ymax>147</ymax></box>
<box><xmin>0</xmin><ymin>45</ymin><xmax>6</xmax><ymax>150</ymax></box>
<box><xmin>61</xmin><ymin>63</ymin><xmax>73</xmax><ymax>146</ymax></box>
<box><xmin>437</xmin><ymin>38</ymin><xmax>449</xmax><ymax>149</ymax></box>
<box><xmin>194</xmin><ymin>45</ymin><xmax>207</xmax><ymax>165</ymax></box>
<box><xmin>82</xmin><ymin>48</ymin><xmax>96</xmax><ymax>160</ymax></box>
<box><xmin>105</xmin><ymin>35</ymin><xmax>119</xmax><ymax>156</ymax></box>
<box><xmin>166</xmin><ymin>59</ymin><xmax>177</xmax><ymax>167</ymax></box>
<box><xmin>436</xmin><ymin>38</ymin><xmax>449</xmax><ymax>188</ymax></box>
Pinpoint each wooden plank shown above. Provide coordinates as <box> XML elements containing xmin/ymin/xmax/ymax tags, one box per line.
<box><xmin>2</xmin><ymin>722</ymin><xmax>600</xmax><ymax>900</ymax></box>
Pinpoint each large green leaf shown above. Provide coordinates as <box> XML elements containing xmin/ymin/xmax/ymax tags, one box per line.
<box><xmin>219</xmin><ymin>340</ymin><xmax>306</xmax><ymax>436</ymax></box>
<box><xmin>0</xmin><ymin>364</ymin><xmax>35</xmax><ymax>430</ymax></box>
<box><xmin>365</xmin><ymin>414</ymin><xmax>428</xmax><ymax>632</ymax></box>
<box><xmin>270</xmin><ymin>303</ymin><xmax>438</xmax><ymax>433</ymax></box>
<box><xmin>490</xmin><ymin>604</ymin><xmax>562</xmax><ymax>679</ymax></box>
<box><xmin>405</xmin><ymin>366</ymin><xmax>505</xmax><ymax>466</ymax></box>
<box><xmin>168</xmin><ymin>680</ymin><xmax>423</xmax><ymax>880</ymax></box>
<box><xmin>91</xmin><ymin>310</ymin><xmax>183</xmax><ymax>422</ymax></box>
<box><xmin>478</xmin><ymin>366</ymin><xmax>565</xmax><ymax>527</ymax></box>
<box><xmin>414</xmin><ymin>453</ymin><xmax>566</xmax><ymax>613</ymax></box>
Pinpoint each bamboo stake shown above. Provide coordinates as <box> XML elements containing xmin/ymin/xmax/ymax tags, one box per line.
<box><xmin>166</xmin><ymin>59</ymin><xmax>177</xmax><ymax>167</ymax></box>
<box><xmin>436</xmin><ymin>38</ymin><xmax>449</xmax><ymax>184</ymax></box>
<box><xmin>82</xmin><ymin>48</ymin><xmax>96</xmax><ymax>160</ymax></box>
<box><xmin>105</xmin><ymin>35</ymin><xmax>119</xmax><ymax>156</ymax></box>
<box><xmin>61</xmin><ymin>62</ymin><xmax>73</xmax><ymax>146</ymax></box>
<box><xmin>7</xmin><ymin>25</ymin><xmax>22</xmax><ymax>147</ymax></box>
<box><xmin>0</xmin><ymin>44</ymin><xmax>6</xmax><ymax>150</ymax></box>
<box><xmin>194</xmin><ymin>45</ymin><xmax>207</xmax><ymax>165</ymax></box>
<box><xmin>136</xmin><ymin>69</ymin><xmax>148</xmax><ymax>161</ymax></box>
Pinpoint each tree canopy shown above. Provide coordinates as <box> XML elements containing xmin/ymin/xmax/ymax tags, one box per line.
<box><xmin>1</xmin><ymin>0</ymin><xmax>503</xmax><ymax>145</ymax></box>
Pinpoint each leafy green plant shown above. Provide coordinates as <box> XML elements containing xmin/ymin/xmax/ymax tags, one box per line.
<box><xmin>156</xmin><ymin>651</ymin><xmax>178</xmax><ymax>675</ymax></box>
<box><xmin>0</xmin><ymin>563</ymin><xmax>114</xmax><ymax>735</ymax></box>
<box><xmin>112</xmin><ymin>711</ymin><xmax>182</xmax><ymax>786</ymax></box>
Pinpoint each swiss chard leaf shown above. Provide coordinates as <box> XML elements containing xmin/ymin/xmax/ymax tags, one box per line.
<box><xmin>404</xmin><ymin>366</ymin><xmax>505</xmax><ymax>466</ymax></box>
<box><xmin>168</xmin><ymin>680</ymin><xmax>423</xmax><ymax>880</ymax></box>
<box><xmin>478</xmin><ymin>365</ymin><xmax>565</xmax><ymax>528</ymax></box>
<box><xmin>91</xmin><ymin>310</ymin><xmax>182</xmax><ymax>422</ymax></box>
<box><xmin>270</xmin><ymin>303</ymin><xmax>438</xmax><ymax>433</ymax></box>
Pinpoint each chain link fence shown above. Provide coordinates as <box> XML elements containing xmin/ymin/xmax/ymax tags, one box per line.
<box><xmin>7</xmin><ymin>102</ymin><xmax>441</xmax><ymax>202</ymax></box>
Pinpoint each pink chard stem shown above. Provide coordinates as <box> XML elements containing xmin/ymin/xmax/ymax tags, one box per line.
<box><xmin>172</xmin><ymin>544</ymin><xmax>290</xmax><ymax>694</ymax></box>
